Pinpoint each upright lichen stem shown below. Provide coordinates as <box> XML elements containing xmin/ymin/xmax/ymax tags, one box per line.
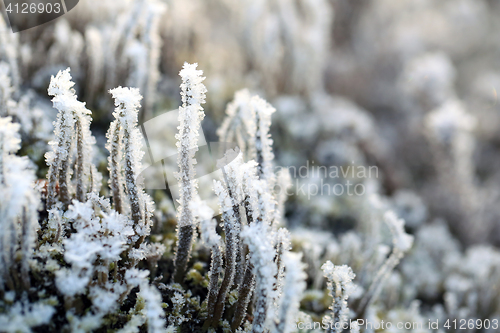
<box><xmin>46</xmin><ymin>68</ymin><xmax>96</xmax><ymax>209</ymax></box>
<box><xmin>108</xmin><ymin>87</ymin><xmax>151</xmax><ymax>254</ymax></box>
<box><xmin>107</xmin><ymin>121</ymin><xmax>124</xmax><ymax>214</ymax></box>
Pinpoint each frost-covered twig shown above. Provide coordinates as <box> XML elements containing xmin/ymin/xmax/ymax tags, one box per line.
<box><xmin>173</xmin><ymin>62</ymin><xmax>207</xmax><ymax>283</ymax></box>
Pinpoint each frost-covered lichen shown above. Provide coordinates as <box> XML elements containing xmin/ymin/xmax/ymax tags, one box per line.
<box><xmin>45</xmin><ymin>68</ymin><xmax>98</xmax><ymax>209</ymax></box>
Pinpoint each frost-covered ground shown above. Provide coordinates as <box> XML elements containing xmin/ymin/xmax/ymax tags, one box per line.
<box><xmin>1</xmin><ymin>0</ymin><xmax>500</xmax><ymax>332</ymax></box>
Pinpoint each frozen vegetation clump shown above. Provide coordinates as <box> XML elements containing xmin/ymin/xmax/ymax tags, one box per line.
<box><xmin>2</xmin><ymin>0</ymin><xmax>500</xmax><ymax>332</ymax></box>
<box><xmin>0</xmin><ymin>62</ymin><xmax>320</xmax><ymax>333</ymax></box>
